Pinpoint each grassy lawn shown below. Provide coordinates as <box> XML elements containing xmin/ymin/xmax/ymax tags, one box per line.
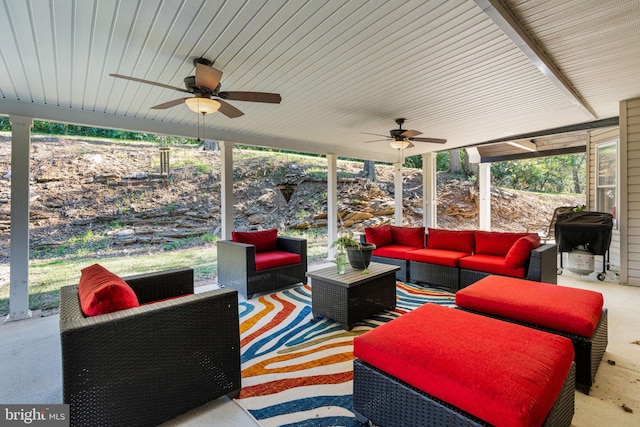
<box><xmin>0</xmin><ymin>229</ymin><xmax>329</xmax><ymax>316</ymax></box>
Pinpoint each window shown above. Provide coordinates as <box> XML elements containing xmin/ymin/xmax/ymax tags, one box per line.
<box><xmin>596</xmin><ymin>141</ymin><xmax>617</xmax><ymax>228</ymax></box>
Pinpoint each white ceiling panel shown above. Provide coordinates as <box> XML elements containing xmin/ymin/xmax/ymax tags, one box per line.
<box><xmin>1</xmin><ymin>0</ymin><xmax>639</xmax><ymax>162</ymax></box>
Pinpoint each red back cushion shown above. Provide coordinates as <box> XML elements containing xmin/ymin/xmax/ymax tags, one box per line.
<box><xmin>232</xmin><ymin>228</ymin><xmax>278</xmax><ymax>252</ymax></box>
<box><xmin>505</xmin><ymin>235</ymin><xmax>542</xmax><ymax>268</ymax></box>
<box><xmin>474</xmin><ymin>231</ymin><xmax>532</xmax><ymax>256</ymax></box>
<box><xmin>427</xmin><ymin>228</ymin><xmax>475</xmax><ymax>253</ymax></box>
<box><xmin>78</xmin><ymin>264</ymin><xmax>139</xmax><ymax>317</ymax></box>
<box><xmin>390</xmin><ymin>226</ymin><xmax>425</xmax><ymax>248</ymax></box>
<box><xmin>365</xmin><ymin>225</ymin><xmax>393</xmax><ymax>248</ymax></box>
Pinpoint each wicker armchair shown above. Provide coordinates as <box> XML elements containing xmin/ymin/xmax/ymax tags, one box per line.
<box><xmin>217</xmin><ymin>236</ymin><xmax>307</xmax><ymax>299</ymax></box>
<box><xmin>60</xmin><ymin>267</ymin><xmax>241</xmax><ymax>427</ymax></box>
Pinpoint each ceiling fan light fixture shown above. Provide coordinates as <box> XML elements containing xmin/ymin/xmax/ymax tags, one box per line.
<box><xmin>185</xmin><ymin>97</ymin><xmax>221</xmax><ymax>114</ymax></box>
<box><xmin>390</xmin><ymin>139</ymin><xmax>410</xmax><ymax>150</ymax></box>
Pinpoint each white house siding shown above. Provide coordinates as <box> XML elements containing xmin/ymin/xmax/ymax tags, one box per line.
<box><xmin>622</xmin><ymin>97</ymin><xmax>640</xmax><ymax>286</ymax></box>
<box><xmin>587</xmin><ymin>127</ymin><xmax>621</xmax><ymax>275</ymax></box>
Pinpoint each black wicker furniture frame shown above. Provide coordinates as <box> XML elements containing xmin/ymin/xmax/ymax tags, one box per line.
<box><xmin>353</xmin><ymin>359</ymin><xmax>576</xmax><ymax>427</ymax></box>
<box><xmin>369</xmin><ymin>254</ymin><xmax>409</xmax><ymax>281</ymax></box>
<box><xmin>217</xmin><ymin>236</ymin><xmax>307</xmax><ymax>299</ymax></box>
<box><xmin>307</xmin><ymin>262</ymin><xmax>399</xmax><ymax>330</ymax></box>
<box><xmin>60</xmin><ymin>267</ymin><xmax>241</xmax><ymax>427</ymax></box>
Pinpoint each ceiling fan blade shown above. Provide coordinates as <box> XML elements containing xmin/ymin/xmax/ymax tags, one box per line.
<box><xmin>195</xmin><ymin>63</ymin><xmax>223</xmax><ymax>91</ymax></box>
<box><xmin>219</xmin><ymin>91</ymin><xmax>282</xmax><ymax>104</ymax></box>
<box><xmin>150</xmin><ymin>98</ymin><xmax>190</xmax><ymax>109</ymax></box>
<box><xmin>110</xmin><ymin>74</ymin><xmax>190</xmax><ymax>93</ymax></box>
<box><xmin>409</xmin><ymin>137</ymin><xmax>447</xmax><ymax>144</ymax></box>
<box><xmin>361</xmin><ymin>132</ymin><xmax>391</xmax><ymax>138</ymax></box>
<box><xmin>217</xmin><ymin>99</ymin><xmax>244</xmax><ymax>118</ymax></box>
<box><xmin>362</xmin><ymin>139</ymin><xmax>390</xmax><ymax>143</ymax></box>
<box><xmin>401</xmin><ymin>129</ymin><xmax>422</xmax><ymax>138</ymax></box>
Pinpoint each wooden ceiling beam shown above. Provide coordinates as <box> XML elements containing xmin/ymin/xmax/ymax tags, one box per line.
<box><xmin>473</xmin><ymin>0</ymin><xmax>597</xmax><ymax>120</ymax></box>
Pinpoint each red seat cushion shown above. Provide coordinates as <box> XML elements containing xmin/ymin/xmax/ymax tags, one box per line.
<box><xmin>255</xmin><ymin>250</ymin><xmax>301</xmax><ymax>271</ymax></box>
<box><xmin>459</xmin><ymin>254</ymin><xmax>526</xmax><ymax>278</ymax></box>
<box><xmin>372</xmin><ymin>244</ymin><xmax>418</xmax><ymax>259</ymax></box>
<box><xmin>354</xmin><ymin>303</ymin><xmax>574</xmax><ymax>427</ymax></box>
<box><xmin>504</xmin><ymin>234</ymin><xmax>541</xmax><ymax>268</ymax></box>
<box><xmin>406</xmin><ymin>248</ymin><xmax>469</xmax><ymax>268</ymax></box>
<box><xmin>78</xmin><ymin>264</ymin><xmax>139</xmax><ymax>316</ymax></box>
<box><xmin>365</xmin><ymin>224</ymin><xmax>393</xmax><ymax>248</ymax></box>
<box><xmin>474</xmin><ymin>231</ymin><xmax>533</xmax><ymax>256</ymax></box>
<box><xmin>426</xmin><ymin>228</ymin><xmax>475</xmax><ymax>253</ymax></box>
<box><xmin>390</xmin><ymin>226</ymin><xmax>425</xmax><ymax>248</ymax></box>
<box><xmin>456</xmin><ymin>275</ymin><xmax>604</xmax><ymax>337</ymax></box>
<box><xmin>232</xmin><ymin>228</ymin><xmax>278</xmax><ymax>252</ymax></box>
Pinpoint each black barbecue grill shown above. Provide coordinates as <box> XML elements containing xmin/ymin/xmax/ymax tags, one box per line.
<box><xmin>555</xmin><ymin>211</ymin><xmax>614</xmax><ymax>281</ymax></box>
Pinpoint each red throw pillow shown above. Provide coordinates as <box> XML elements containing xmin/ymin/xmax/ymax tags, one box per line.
<box><xmin>78</xmin><ymin>264</ymin><xmax>139</xmax><ymax>317</ymax></box>
<box><xmin>365</xmin><ymin>224</ymin><xmax>393</xmax><ymax>248</ymax></box>
<box><xmin>504</xmin><ymin>235</ymin><xmax>542</xmax><ymax>268</ymax></box>
<box><xmin>427</xmin><ymin>228</ymin><xmax>475</xmax><ymax>253</ymax></box>
<box><xmin>475</xmin><ymin>231</ymin><xmax>531</xmax><ymax>256</ymax></box>
<box><xmin>232</xmin><ymin>228</ymin><xmax>278</xmax><ymax>252</ymax></box>
<box><xmin>390</xmin><ymin>226</ymin><xmax>425</xmax><ymax>248</ymax></box>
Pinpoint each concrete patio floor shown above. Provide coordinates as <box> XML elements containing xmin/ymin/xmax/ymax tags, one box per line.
<box><xmin>1</xmin><ymin>267</ymin><xmax>638</xmax><ymax>426</ymax></box>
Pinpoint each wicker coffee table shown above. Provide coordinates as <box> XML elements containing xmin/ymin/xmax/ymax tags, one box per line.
<box><xmin>306</xmin><ymin>262</ymin><xmax>400</xmax><ymax>330</ymax></box>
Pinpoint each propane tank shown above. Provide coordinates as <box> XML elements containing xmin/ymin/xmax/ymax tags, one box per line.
<box><xmin>567</xmin><ymin>247</ymin><xmax>595</xmax><ymax>275</ymax></box>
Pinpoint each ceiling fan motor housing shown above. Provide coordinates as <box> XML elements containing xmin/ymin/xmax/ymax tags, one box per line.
<box><xmin>183</xmin><ymin>75</ymin><xmax>219</xmax><ymax>96</ymax></box>
<box><xmin>390</xmin><ymin>129</ymin><xmax>405</xmax><ymax>139</ymax></box>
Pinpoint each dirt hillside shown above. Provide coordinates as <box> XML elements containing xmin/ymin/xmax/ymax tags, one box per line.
<box><xmin>0</xmin><ymin>134</ymin><xmax>584</xmax><ymax>267</ymax></box>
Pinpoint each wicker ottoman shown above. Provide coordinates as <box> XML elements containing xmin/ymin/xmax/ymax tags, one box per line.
<box><xmin>353</xmin><ymin>303</ymin><xmax>576</xmax><ymax>427</ymax></box>
<box><xmin>456</xmin><ymin>275</ymin><xmax>607</xmax><ymax>394</ymax></box>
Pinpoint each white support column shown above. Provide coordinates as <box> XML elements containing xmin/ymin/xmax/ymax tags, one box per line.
<box><xmin>478</xmin><ymin>162</ymin><xmax>491</xmax><ymax>231</ymax></box>
<box><xmin>220</xmin><ymin>141</ymin><xmax>234</xmax><ymax>240</ymax></box>
<box><xmin>422</xmin><ymin>153</ymin><xmax>437</xmax><ymax>228</ymax></box>
<box><xmin>7</xmin><ymin>115</ymin><xmax>33</xmax><ymax>322</ymax></box>
<box><xmin>394</xmin><ymin>162</ymin><xmax>403</xmax><ymax>225</ymax></box>
<box><xmin>327</xmin><ymin>154</ymin><xmax>338</xmax><ymax>257</ymax></box>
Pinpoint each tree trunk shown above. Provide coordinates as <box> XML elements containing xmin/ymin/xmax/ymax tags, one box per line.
<box><xmin>573</xmin><ymin>168</ymin><xmax>582</xmax><ymax>194</ymax></box>
<box><xmin>363</xmin><ymin>160</ymin><xmax>376</xmax><ymax>182</ymax></box>
<box><xmin>449</xmin><ymin>149</ymin><xmax>462</xmax><ymax>173</ymax></box>
<box><xmin>462</xmin><ymin>149</ymin><xmax>478</xmax><ymax>176</ymax></box>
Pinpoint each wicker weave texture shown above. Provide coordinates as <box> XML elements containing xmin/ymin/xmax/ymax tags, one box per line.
<box><xmin>410</xmin><ymin>261</ymin><xmax>459</xmax><ymax>292</ymax></box>
<box><xmin>60</xmin><ymin>268</ymin><xmax>241</xmax><ymax>426</ymax></box>
<box><xmin>370</xmin><ymin>255</ymin><xmax>408</xmax><ymax>282</ymax></box>
<box><xmin>308</xmin><ymin>263</ymin><xmax>398</xmax><ymax>330</ymax></box>
<box><xmin>353</xmin><ymin>359</ymin><xmax>575</xmax><ymax>427</ymax></box>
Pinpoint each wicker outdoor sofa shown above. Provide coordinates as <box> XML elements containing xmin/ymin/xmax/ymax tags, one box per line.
<box><xmin>363</xmin><ymin>225</ymin><xmax>558</xmax><ymax>292</ymax></box>
<box><xmin>60</xmin><ymin>267</ymin><xmax>241</xmax><ymax>427</ymax></box>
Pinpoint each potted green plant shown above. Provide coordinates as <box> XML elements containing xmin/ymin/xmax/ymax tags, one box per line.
<box><xmin>331</xmin><ymin>231</ymin><xmax>376</xmax><ymax>273</ymax></box>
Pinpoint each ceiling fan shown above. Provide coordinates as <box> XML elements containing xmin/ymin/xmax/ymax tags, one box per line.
<box><xmin>362</xmin><ymin>118</ymin><xmax>447</xmax><ymax>149</ymax></box>
<box><xmin>110</xmin><ymin>58</ymin><xmax>281</xmax><ymax>118</ymax></box>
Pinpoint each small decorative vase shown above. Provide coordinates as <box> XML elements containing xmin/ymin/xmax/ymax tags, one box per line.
<box><xmin>336</xmin><ymin>251</ymin><xmax>347</xmax><ymax>274</ymax></box>
<box><xmin>346</xmin><ymin>244</ymin><xmax>376</xmax><ymax>270</ymax></box>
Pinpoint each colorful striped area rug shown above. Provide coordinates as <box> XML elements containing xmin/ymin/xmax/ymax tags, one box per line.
<box><xmin>234</xmin><ymin>281</ymin><xmax>455</xmax><ymax>427</ymax></box>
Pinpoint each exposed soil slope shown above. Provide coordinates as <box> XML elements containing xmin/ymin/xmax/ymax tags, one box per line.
<box><xmin>0</xmin><ymin>134</ymin><xmax>584</xmax><ymax>266</ymax></box>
